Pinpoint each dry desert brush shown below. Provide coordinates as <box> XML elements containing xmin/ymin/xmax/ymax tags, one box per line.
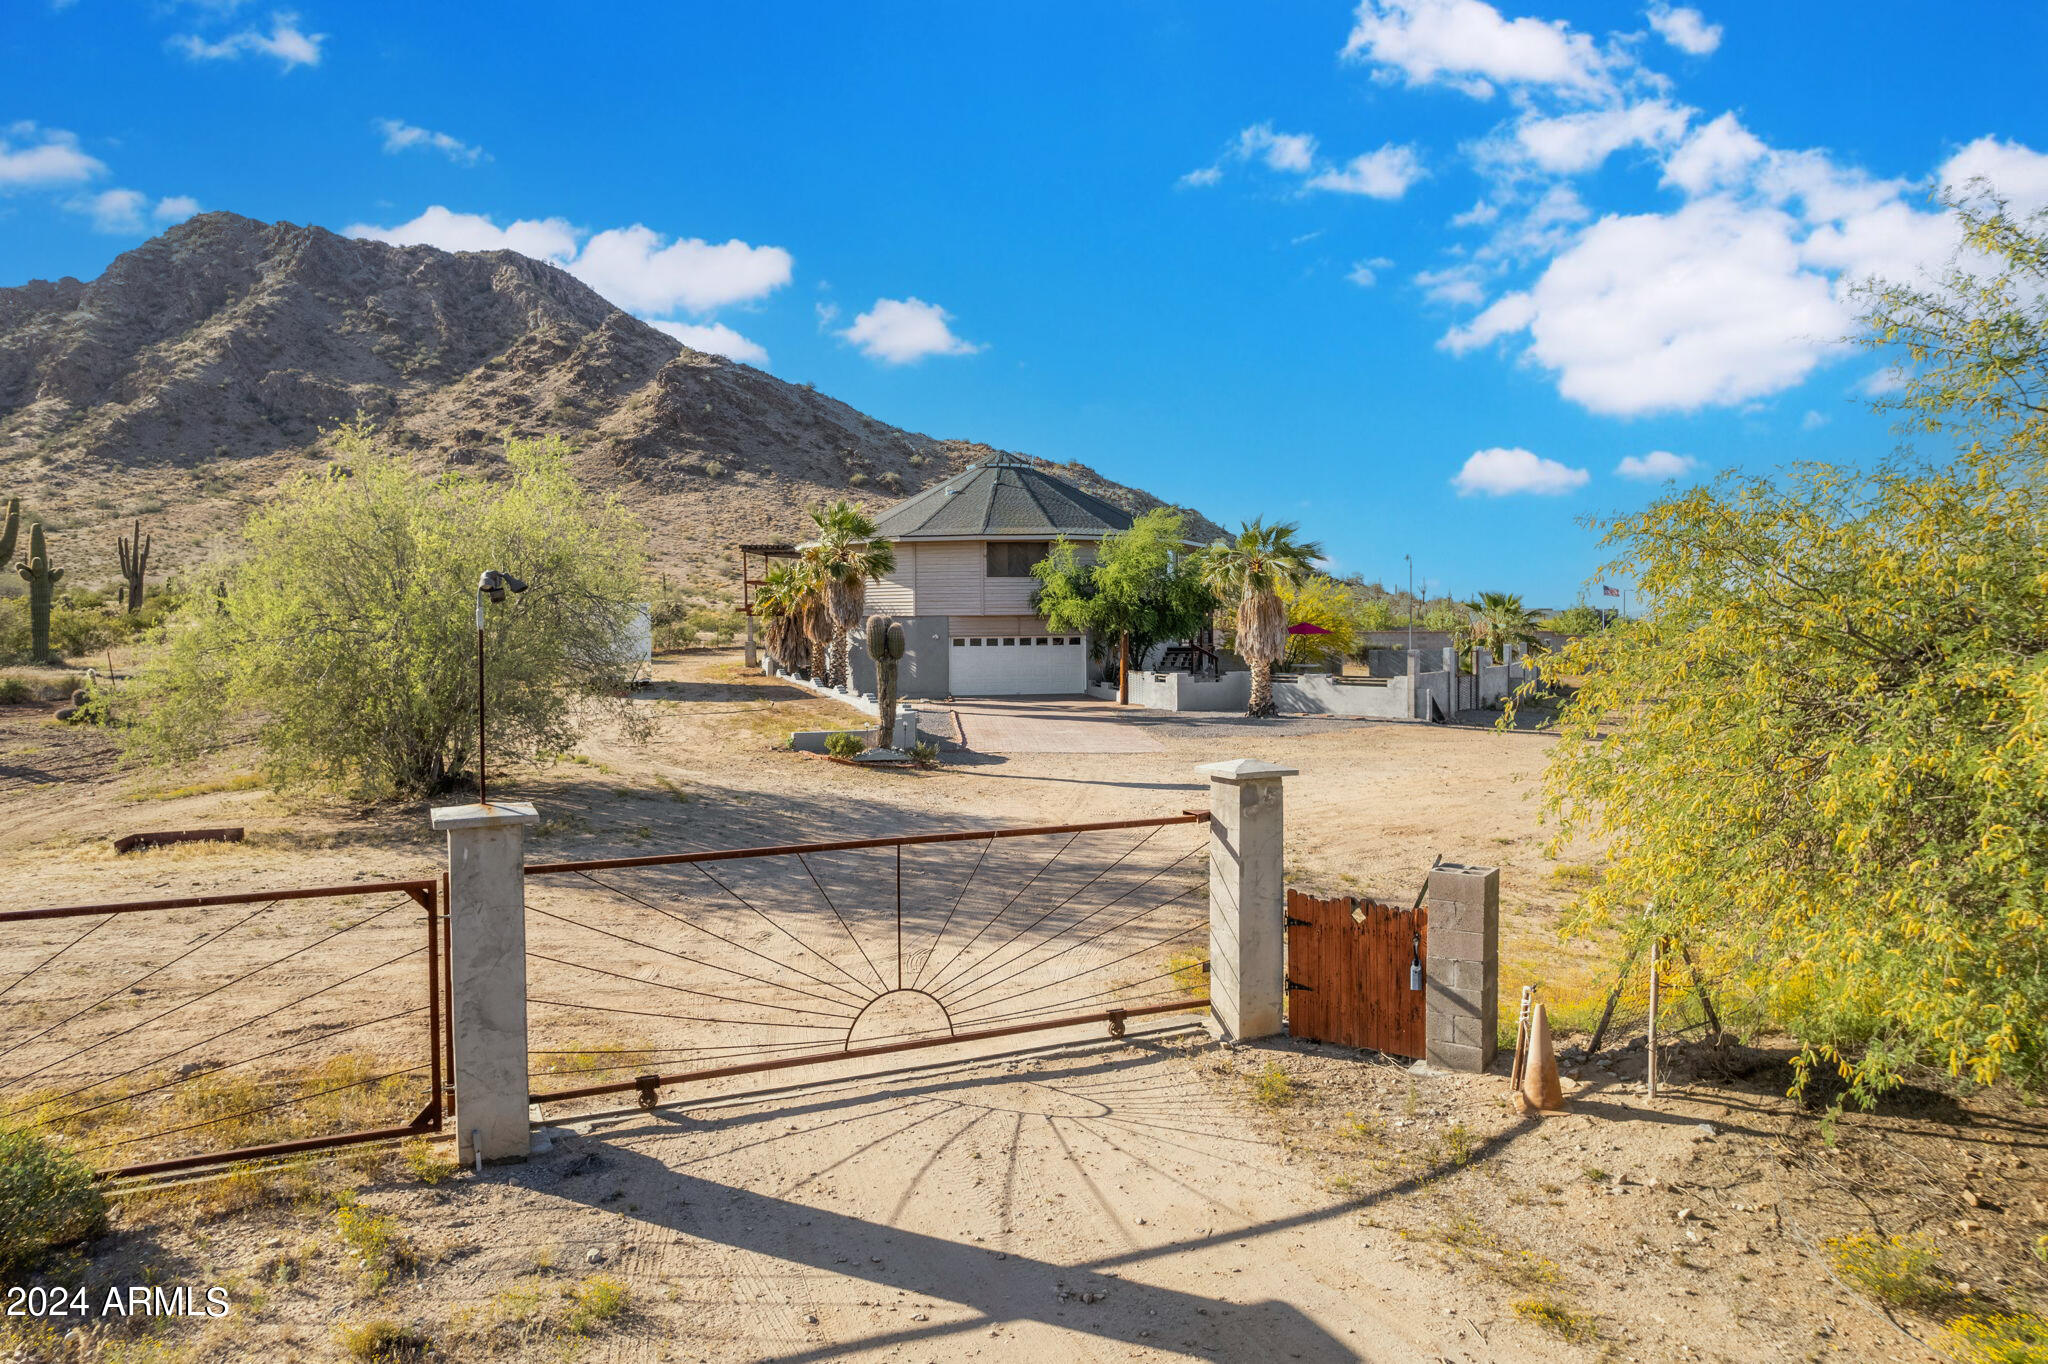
<box><xmin>127</xmin><ymin>421</ymin><xmax>650</xmax><ymax>799</ymax></box>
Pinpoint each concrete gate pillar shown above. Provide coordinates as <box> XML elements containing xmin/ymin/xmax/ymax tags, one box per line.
<box><xmin>1197</xmin><ymin>759</ymin><xmax>1296</xmax><ymax>1042</ymax></box>
<box><xmin>431</xmin><ymin>801</ymin><xmax>538</xmax><ymax>1164</ymax></box>
<box><xmin>744</xmin><ymin>613</ymin><xmax>758</xmax><ymax>668</ymax></box>
<box><xmin>1424</xmin><ymin>863</ymin><xmax>1499</xmax><ymax>1073</ymax></box>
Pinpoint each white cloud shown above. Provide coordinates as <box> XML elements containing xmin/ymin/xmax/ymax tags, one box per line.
<box><xmin>840</xmin><ymin>297</ymin><xmax>981</xmax><ymax>365</ymax></box>
<box><xmin>1660</xmin><ymin>111</ymin><xmax>1767</xmax><ymax>196</ymax></box>
<box><xmin>376</xmin><ymin>119</ymin><xmax>487</xmax><ymax>166</ymax></box>
<box><xmin>1237</xmin><ymin>123</ymin><xmax>1318</xmax><ymax>173</ymax></box>
<box><xmin>73</xmin><ymin>188</ymin><xmax>148</xmax><ymax>234</ymax></box>
<box><xmin>1417</xmin><ymin>265</ymin><xmax>1492</xmax><ymax>307</ymax></box>
<box><xmin>1513</xmin><ymin>99</ymin><xmax>1690</xmax><ymax>175</ymax></box>
<box><xmin>1347</xmin><ymin>256</ymin><xmax>1396</xmax><ymax>287</ymax></box>
<box><xmin>346</xmin><ymin>205</ymin><xmax>580</xmax><ymax>262</ymax></box>
<box><xmin>0</xmin><ymin>122</ymin><xmax>105</xmax><ymax>189</ymax></box>
<box><xmin>1452</xmin><ymin>447</ymin><xmax>1589</xmax><ymax>496</ymax></box>
<box><xmin>1450</xmin><ymin>201</ymin><xmax>1500</xmax><ymax>230</ymax></box>
<box><xmin>1449</xmin><ymin>198</ymin><xmax>1846</xmax><ymax>415</ymax></box>
<box><xmin>1342</xmin><ymin>0</ymin><xmax>1616</xmax><ymax>101</ymax></box>
<box><xmin>346</xmin><ymin>208</ymin><xmax>792</xmax><ymax>316</ymax></box>
<box><xmin>814</xmin><ymin>300</ymin><xmax>841</xmax><ymax>330</ymax></box>
<box><xmin>1615</xmin><ymin>449</ymin><xmax>1695</xmax><ymax>479</ymax></box>
<box><xmin>646</xmin><ymin>319</ymin><xmax>769</xmax><ymax>367</ymax></box>
<box><xmin>1800</xmin><ymin>410</ymin><xmax>1828</xmax><ymax>431</ymax></box>
<box><xmin>1307</xmin><ymin>144</ymin><xmax>1426</xmax><ymax>198</ymax></box>
<box><xmin>1442</xmin><ymin>288</ymin><xmax>1534</xmax><ymax>347</ymax></box>
<box><xmin>1190</xmin><ymin>123</ymin><xmax>1421</xmax><ymax>199</ymax></box>
<box><xmin>68</xmin><ymin>188</ymin><xmax>204</xmax><ymax>235</ymax></box>
<box><xmin>570</xmin><ymin>225</ymin><xmax>793</xmax><ymax>315</ymax></box>
<box><xmin>1646</xmin><ymin>5</ymin><xmax>1722</xmax><ymax>56</ymax></box>
<box><xmin>174</xmin><ymin>12</ymin><xmax>325</xmax><ymax>69</ymax></box>
<box><xmin>1940</xmin><ymin>135</ymin><xmax>2048</xmax><ymax>213</ymax></box>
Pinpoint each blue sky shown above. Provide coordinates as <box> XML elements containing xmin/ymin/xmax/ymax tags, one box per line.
<box><xmin>5</xmin><ymin>2</ymin><xmax>2046</xmax><ymax>605</ymax></box>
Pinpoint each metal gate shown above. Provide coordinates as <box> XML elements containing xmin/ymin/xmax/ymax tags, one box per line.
<box><xmin>521</xmin><ymin>814</ymin><xmax>1213</xmax><ymax>1111</ymax></box>
<box><xmin>0</xmin><ymin>879</ymin><xmax>448</xmax><ymax>1178</ymax></box>
<box><xmin>1285</xmin><ymin>889</ymin><xmax>1428</xmax><ymax>1058</ymax></box>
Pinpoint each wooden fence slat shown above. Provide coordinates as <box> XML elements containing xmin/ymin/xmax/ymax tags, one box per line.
<box><xmin>1285</xmin><ymin>888</ymin><xmax>1427</xmax><ymax>1059</ymax></box>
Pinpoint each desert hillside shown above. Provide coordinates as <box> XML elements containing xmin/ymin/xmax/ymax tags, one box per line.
<box><xmin>0</xmin><ymin>212</ymin><xmax>1219</xmax><ymax>599</ymax></box>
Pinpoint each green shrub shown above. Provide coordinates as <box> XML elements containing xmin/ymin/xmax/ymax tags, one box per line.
<box><xmin>0</xmin><ymin>1128</ymin><xmax>107</xmax><ymax>1279</ymax></box>
<box><xmin>908</xmin><ymin>739</ymin><xmax>940</xmax><ymax>768</ymax></box>
<box><xmin>824</xmin><ymin>730</ymin><xmax>865</xmax><ymax>759</ymax></box>
<box><xmin>0</xmin><ymin>677</ymin><xmax>30</xmax><ymax>704</ymax></box>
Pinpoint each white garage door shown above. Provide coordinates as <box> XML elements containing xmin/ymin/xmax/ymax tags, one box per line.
<box><xmin>949</xmin><ymin>634</ymin><xmax>1087</xmax><ymax>696</ymax></box>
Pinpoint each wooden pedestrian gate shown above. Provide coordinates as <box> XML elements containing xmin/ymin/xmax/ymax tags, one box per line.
<box><xmin>1285</xmin><ymin>889</ymin><xmax>1428</xmax><ymax>1059</ymax></box>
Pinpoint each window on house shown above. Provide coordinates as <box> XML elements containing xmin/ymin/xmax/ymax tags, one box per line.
<box><xmin>986</xmin><ymin>542</ymin><xmax>1050</xmax><ymax>577</ymax></box>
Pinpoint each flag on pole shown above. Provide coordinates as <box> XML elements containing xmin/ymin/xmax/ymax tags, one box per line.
<box><xmin>1601</xmin><ymin>585</ymin><xmax>1621</xmax><ymax>598</ymax></box>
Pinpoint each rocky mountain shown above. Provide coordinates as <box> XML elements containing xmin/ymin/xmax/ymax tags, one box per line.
<box><xmin>0</xmin><ymin>212</ymin><xmax>1220</xmax><ymax>599</ymax></box>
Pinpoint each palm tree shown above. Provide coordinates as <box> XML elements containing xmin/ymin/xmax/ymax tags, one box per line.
<box><xmin>801</xmin><ymin>500</ymin><xmax>896</xmax><ymax>690</ymax></box>
<box><xmin>754</xmin><ymin>560</ymin><xmax>812</xmax><ymax>674</ymax></box>
<box><xmin>1200</xmin><ymin>519</ymin><xmax>1324</xmax><ymax>718</ymax></box>
<box><xmin>1463</xmin><ymin>590</ymin><xmax>1540</xmax><ymax>664</ymax></box>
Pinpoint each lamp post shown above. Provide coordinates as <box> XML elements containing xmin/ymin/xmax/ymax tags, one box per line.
<box><xmin>474</xmin><ymin>569</ymin><xmax>527</xmax><ymax>806</ymax></box>
<box><xmin>1404</xmin><ymin>554</ymin><xmax>1415</xmax><ymax>660</ymax></box>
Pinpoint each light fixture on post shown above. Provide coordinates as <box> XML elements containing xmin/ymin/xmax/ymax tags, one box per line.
<box><xmin>474</xmin><ymin>569</ymin><xmax>528</xmax><ymax>806</ymax></box>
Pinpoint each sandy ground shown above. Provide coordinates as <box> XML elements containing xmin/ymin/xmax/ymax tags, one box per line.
<box><xmin>4</xmin><ymin>650</ymin><xmax>2043</xmax><ymax>1364</ymax></box>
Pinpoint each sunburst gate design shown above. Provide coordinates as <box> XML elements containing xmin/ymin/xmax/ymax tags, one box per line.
<box><xmin>521</xmin><ymin>816</ymin><xmax>1213</xmax><ymax>1110</ymax></box>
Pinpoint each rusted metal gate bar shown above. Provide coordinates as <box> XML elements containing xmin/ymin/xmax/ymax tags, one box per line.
<box><xmin>523</xmin><ymin>813</ymin><xmax>1214</xmax><ymax>1110</ymax></box>
<box><xmin>0</xmin><ymin>879</ymin><xmax>446</xmax><ymax>1179</ymax></box>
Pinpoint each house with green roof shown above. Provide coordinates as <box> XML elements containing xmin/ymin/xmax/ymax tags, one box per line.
<box><xmin>854</xmin><ymin>453</ymin><xmax>1134</xmax><ymax>697</ymax></box>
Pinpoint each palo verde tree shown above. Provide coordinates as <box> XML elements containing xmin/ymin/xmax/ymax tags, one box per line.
<box><xmin>1277</xmin><ymin>575</ymin><xmax>1357</xmax><ymax>667</ymax></box>
<box><xmin>1200</xmin><ymin>519</ymin><xmax>1323</xmax><ymax>717</ymax></box>
<box><xmin>130</xmin><ymin>422</ymin><xmax>649</xmax><ymax>800</ymax></box>
<box><xmin>1032</xmin><ymin>508</ymin><xmax>1214</xmax><ymax>704</ymax></box>
<box><xmin>1530</xmin><ymin>192</ymin><xmax>2048</xmax><ymax>1108</ymax></box>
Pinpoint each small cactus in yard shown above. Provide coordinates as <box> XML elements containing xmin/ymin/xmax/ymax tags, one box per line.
<box><xmin>0</xmin><ymin>498</ymin><xmax>17</xmax><ymax>568</ymax></box>
<box><xmin>17</xmin><ymin>521</ymin><xmax>62</xmax><ymax>663</ymax></box>
<box><xmin>865</xmin><ymin>613</ymin><xmax>906</xmax><ymax>746</ymax></box>
<box><xmin>117</xmin><ymin>518</ymin><xmax>151</xmax><ymax>614</ymax></box>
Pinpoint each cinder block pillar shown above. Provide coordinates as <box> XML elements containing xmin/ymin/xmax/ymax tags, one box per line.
<box><xmin>744</xmin><ymin>613</ymin><xmax>758</xmax><ymax>668</ymax></box>
<box><xmin>1424</xmin><ymin>863</ymin><xmax>1499</xmax><ymax>1072</ymax></box>
<box><xmin>1197</xmin><ymin>759</ymin><xmax>1297</xmax><ymax>1042</ymax></box>
<box><xmin>431</xmin><ymin>801</ymin><xmax>539</xmax><ymax>1164</ymax></box>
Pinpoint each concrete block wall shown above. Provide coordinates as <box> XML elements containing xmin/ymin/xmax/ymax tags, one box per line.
<box><xmin>1423</xmin><ymin>863</ymin><xmax>1499</xmax><ymax>1073</ymax></box>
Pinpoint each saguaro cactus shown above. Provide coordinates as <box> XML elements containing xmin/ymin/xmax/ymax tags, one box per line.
<box><xmin>17</xmin><ymin>521</ymin><xmax>62</xmax><ymax>663</ymax></box>
<box><xmin>0</xmin><ymin>498</ymin><xmax>18</xmax><ymax>568</ymax></box>
<box><xmin>117</xmin><ymin>518</ymin><xmax>151</xmax><ymax>614</ymax></box>
<box><xmin>865</xmin><ymin>613</ymin><xmax>907</xmax><ymax>746</ymax></box>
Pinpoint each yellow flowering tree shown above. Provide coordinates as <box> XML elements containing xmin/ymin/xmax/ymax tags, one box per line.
<box><xmin>1531</xmin><ymin>194</ymin><xmax>2048</xmax><ymax>1107</ymax></box>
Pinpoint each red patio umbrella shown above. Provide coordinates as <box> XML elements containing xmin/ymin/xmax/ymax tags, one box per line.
<box><xmin>1286</xmin><ymin>622</ymin><xmax>1332</xmax><ymax>635</ymax></box>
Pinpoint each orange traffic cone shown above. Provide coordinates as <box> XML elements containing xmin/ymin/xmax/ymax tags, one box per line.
<box><xmin>1521</xmin><ymin>1002</ymin><xmax>1566</xmax><ymax>1112</ymax></box>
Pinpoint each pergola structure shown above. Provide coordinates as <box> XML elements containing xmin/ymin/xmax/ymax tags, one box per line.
<box><xmin>736</xmin><ymin>542</ymin><xmax>799</xmax><ymax>667</ymax></box>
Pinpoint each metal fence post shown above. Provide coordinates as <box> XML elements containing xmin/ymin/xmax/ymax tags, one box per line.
<box><xmin>1197</xmin><ymin>759</ymin><xmax>1296</xmax><ymax>1042</ymax></box>
<box><xmin>1424</xmin><ymin>863</ymin><xmax>1499</xmax><ymax>1073</ymax></box>
<box><xmin>431</xmin><ymin>800</ymin><xmax>539</xmax><ymax>1164</ymax></box>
